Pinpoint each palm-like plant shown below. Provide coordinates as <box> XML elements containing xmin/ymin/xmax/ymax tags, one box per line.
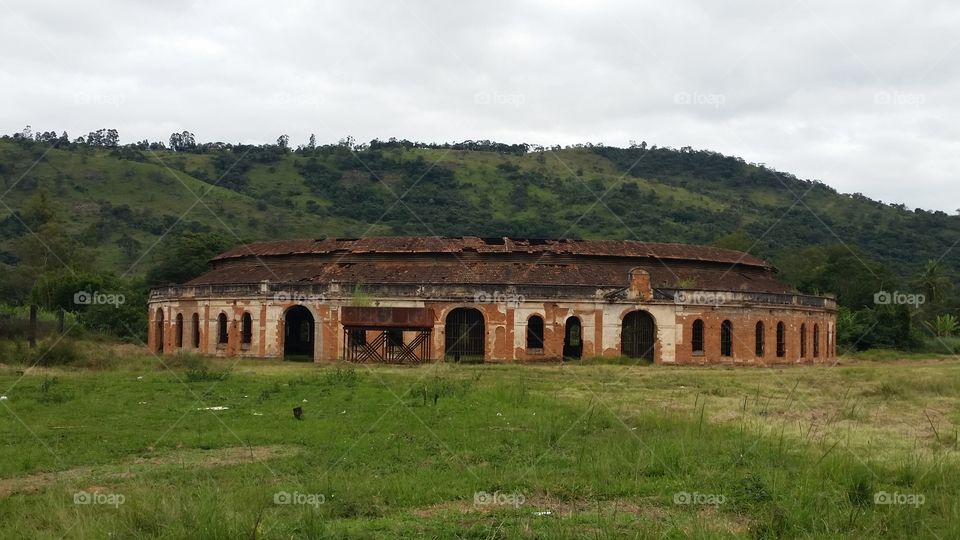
<box><xmin>914</xmin><ymin>260</ymin><xmax>953</xmax><ymax>305</ymax></box>
<box><xmin>924</xmin><ymin>314</ymin><xmax>959</xmax><ymax>337</ymax></box>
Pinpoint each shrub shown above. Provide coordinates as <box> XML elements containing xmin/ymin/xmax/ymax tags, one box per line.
<box><xmin>165</xmin><ymin>352</ymin><xmax>230</xmax><ymax>382</ymax></box>
<box><xmin>31</xmin><ymin>339</ymin><xmax>84</xmax><ymax>366</ymax></box>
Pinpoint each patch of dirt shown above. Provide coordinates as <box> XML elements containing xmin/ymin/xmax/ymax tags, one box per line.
<box><xmin>0</xmin><ymin>444</ymin><xmax>300</xmax><ymax>497</ymax></box>
<box><xmin>412</xmin><ymin>495</ymin><xmax>749</xmax><ymax>534</ymax></box>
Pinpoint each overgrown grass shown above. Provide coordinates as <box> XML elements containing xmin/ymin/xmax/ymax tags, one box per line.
<box><xmin>0</xmin><ymin>349</ymin><xmax>958</xmax><ymax>538</ymax></box>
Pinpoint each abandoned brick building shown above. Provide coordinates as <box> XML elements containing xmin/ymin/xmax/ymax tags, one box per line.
<box><xmin>147</xmin><ymin>236</ymin><xmax>837</xmax><ymax>364</ymax></box>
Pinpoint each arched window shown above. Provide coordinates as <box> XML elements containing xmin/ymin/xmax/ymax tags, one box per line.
<box><xmin>526</xmin><ymin>315</ymin><xmax>544</xmax><ymax>350</ymax></box>
<box><xmin>720</xmin><ymin>320</ymin><xmax>733</xmax><ymax>357</ymax></box>
<box><xmin>692</xmin><ymin>319</ymin><xmax>704</xmax><ymax>354</ymax></box>
<box><xmin>241</xmin><ymin>313</ymin><xmax>253</xmax><ymax>346</ymax></box>
<box><xmin>175</xmin><ymin>313</ymin><xmax>184</xmax><ymax>348</ymax></box>
<box><xmin>813</xmin><ymin>324</ymin><xmax>820</xmax><ymax>358</ymax></box>
<box><xmin>776</xmin><ymin>322</ymin><xmax>786</xmax><ymax>357</ymax></box>
<box><xmin>800</xmin><ymin>323</ymin><xmax>807</xmax><ymax>358</ymax></box>
<box><xmin>217</xmin><ymin>313</ymin><xmax>228</xmax><ymax>345</ymax></box>
<box><xmin>755</xmin><ymin>321</ymin><xmax>765</xmax><ymax>357</ymax></box>
<box><xmin>192</xmin><ymin>313</ymin><xmax>200</xmax><ymax>348</ymax></box>
<box><xmin>155</xmin><ymin>308</ymin><xmax>165</xmax><ymax>353</ymax></box>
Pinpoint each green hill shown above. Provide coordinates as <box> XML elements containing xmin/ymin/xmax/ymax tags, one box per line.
<box><xmin>1</xmin><ymin>136</ymin><xmax>957</xmax><ymax>293</ymax></box>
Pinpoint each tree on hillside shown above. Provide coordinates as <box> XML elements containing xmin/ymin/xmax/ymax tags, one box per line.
<box><xmin>776</xmin><ymin>245</ymin><xmax>898</xmax><ymax>309</ymax></box>
<box><xmin>21</xmin><ymin>189</ymin><xmax>56</xmax><ymax>228</ymax></box>
<box><xmin>146</xmin><ymin>232</ymin><xmax>236</xmax><ymax>285</ymax></box>
<box><xmin>169</xmin><ymin>131</ymin><xmax>196</xmax><ymax>152</ymax></box>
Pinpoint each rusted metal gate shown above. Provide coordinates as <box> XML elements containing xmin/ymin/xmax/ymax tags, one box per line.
<box><xmin>444</xmin><ymin>308</ymin><xmax>484</xmax><ymax>360</ymax></box>
<box><xmin>621</xmin><ymin>310</ymin><xmax>655</xmax><ymax>360</ymax></box>
<box><xmin>342</xmin><ymin>307</ymin><xmax>434</xmax><ymax>364</ymax></box>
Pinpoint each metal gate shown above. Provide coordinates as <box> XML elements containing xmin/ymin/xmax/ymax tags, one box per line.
<box><xmin>621</xmin><ymin>311</ymin><xmax>655</xmax><ymax>360</ymax></box>
<box><xmin>445</xmin><ymin>308</ymin><xmax>485</xmax><ymax>360</ymax></box>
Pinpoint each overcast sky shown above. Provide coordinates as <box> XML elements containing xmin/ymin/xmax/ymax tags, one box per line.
<box><xmin>2</xmin><ymin>0</ymin><xmax>958</xmax><ymax>211</ymax></box>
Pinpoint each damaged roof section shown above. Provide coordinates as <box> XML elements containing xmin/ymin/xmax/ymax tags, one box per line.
<box><xmin>186</xmin><ymin>259</ymin><xmax>794</xmax><ymax>293</ymax></box>
<box><xmin>212</xmin><ymin>236</ymin><xmax>770</xmax><ymax>268</ymax></box>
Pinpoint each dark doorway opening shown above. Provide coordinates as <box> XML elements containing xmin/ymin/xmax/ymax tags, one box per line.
<box><xmin>621</xmin><ymin>310</ymin><xmax>656</xmax><ymax>361</ymax></box>
<box><xmin>284</xmin><ymin>306</ymin><xmax>315</xmax><ymax>361</ymax></box>
<box><xmin>445</xmin><ymin>308</ymin><xmax>485</xmax><ymax>362</ymax></box>
<box><xmin>562</xmin><ymin>316</ymin><xmax>582</xmax><ymax>360</ymax></box>
<box><xmin>192</xmin><ymin>313</ymin><xmax>200</xmax><ymax>348</ymax></box>
<box><xmin>155</xmin><ymin>308</ymin><xmax>164</xmax><ymax>353</ymax></box>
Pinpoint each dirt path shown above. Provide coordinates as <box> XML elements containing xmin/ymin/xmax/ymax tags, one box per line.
<box><xmin>0</xmin><ymin>444</ymin><xmax>300</xmax><ymax>497</ymax></box>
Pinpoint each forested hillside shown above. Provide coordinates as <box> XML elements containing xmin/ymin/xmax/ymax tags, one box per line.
<box><xmin>1</xmin><ymin>129</ymin><xmax>958</xmax><ymax>350</ymax></box>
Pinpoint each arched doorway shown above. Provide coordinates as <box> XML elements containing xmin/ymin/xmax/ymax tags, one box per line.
<box><xmin>155</xmin><ymin>308</ymin><xmax>164</xmax><ymax>353</ymax></box>
<box><xmin>562</xmin><ymin>316</ymin><xmax>582</xmax><ymax>360</ymax></box>
<box><xmin>621</xmin><ymin>310</ymin><xmax>656</xmax><ymax>361</ymax></box>
<box><xmin>283</xmin><ymin>306</ymin><xmax>315</xmax><ymax>360</ymax></box>
<box><xmin>444</xmin><ymin>308</ymin><xmax>484</xmax><ymax>361</ymax></box>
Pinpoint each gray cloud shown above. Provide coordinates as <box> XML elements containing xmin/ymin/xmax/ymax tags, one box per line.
<box><xmin>1</xmin><ymin>0</ymin><xmax>958</xmax><ymax>210</ymax></box>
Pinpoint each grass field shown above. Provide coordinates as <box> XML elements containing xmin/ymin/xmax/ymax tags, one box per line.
<box><xmin>1</xmin><ymin>345</ymin><xmax>959</xmax><ymax>538</ymax></box>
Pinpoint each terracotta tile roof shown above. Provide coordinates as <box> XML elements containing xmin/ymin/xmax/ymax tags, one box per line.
<box><xmin>213</xmin><ymin>236</ymin><xmax>770</xmax><ymax>267</ymax></box>
<box><xmin>186</xmin><ymin>237</ymin><xmax>794</xmax><ymax>293</ymax></box>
